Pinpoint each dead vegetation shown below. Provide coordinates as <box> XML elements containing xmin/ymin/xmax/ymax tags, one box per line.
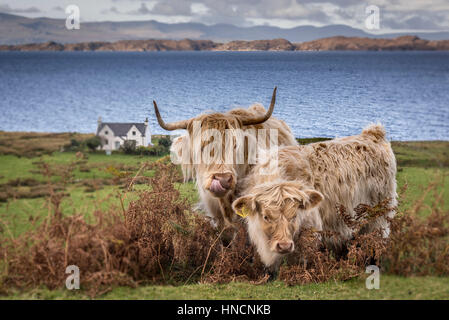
<box><xmin>0</xmin><ymin>156</ymin><xmax>146</xmax><ymax>201</ymax></box>
<box><xmin>0</xmin><ymin>160</ymin><xmax>448</xmax><ymax>296</ymax></box>
<box><xmin>0</xmin><ymin>131</ymin><xmax>93</xmax><ymax>158</ymax></box>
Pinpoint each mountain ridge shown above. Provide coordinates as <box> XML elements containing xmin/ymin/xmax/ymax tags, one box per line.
<box><xmin>1</xmin><ymin>12</ymin><xmax>449</xmax><ymax>45</ymax></box>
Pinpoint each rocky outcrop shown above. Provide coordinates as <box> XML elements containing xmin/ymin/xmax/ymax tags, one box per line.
<box><xmin>294</xmin><ymin>36</ymin><xmax>449</xmax><ymax>51</ymax></box>
<box><xmin>214</xmin><ymin>39</ymin><xmax>296</xmax><ymax>51</ymax></box>
<box><xmin>0</xmin><ymin>39</ymin><xmax>220</xmax><ymax>52</ymax></box>
<box><xmin>1</xmin><ymin>36</ymin><xmax>448</xmax><ymax>52</ymax></box>
<box><xmin>0</xmin><ymin>41</ymin><xmax>65</xmax><ymax>51</ymax></box>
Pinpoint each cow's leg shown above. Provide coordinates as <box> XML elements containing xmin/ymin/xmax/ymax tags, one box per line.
<box><xmin>217</xmin><ymin>197</ymin><xmax>239</xmax><ymax>245</ymax></box>
<box><xmin>264</xmin><ymin>259</ymin><xmax>282</xmax><ymax>281</ymax></box>
<box><xmin>219</xmin><ymin>194</ymin><xmax>239</xmax><ymax>226</ymax></box>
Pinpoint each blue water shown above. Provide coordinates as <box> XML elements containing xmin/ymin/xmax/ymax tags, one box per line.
<box><xmin>0</xmin><ymin>51</ymin><xmax>448</xmax><ymax>140</ymax></box>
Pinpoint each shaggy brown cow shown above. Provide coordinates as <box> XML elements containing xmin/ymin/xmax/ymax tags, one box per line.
<box><xmin>232</xmin><ymin>124</ymin><xmax>397</xmax><ymax>271</ymax></box>
<box><xmin>153</xmin><ymin>88</ymin><xmax>298</xmax><ymax>234</ymax></box>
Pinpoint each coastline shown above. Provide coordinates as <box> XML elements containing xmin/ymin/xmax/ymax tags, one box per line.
<box><xmin>1</xmin><ymin>35</ymin><xmax>449</xmax><ymax>52</ymax></box>
<box><xmin>1</xmin><ymin>131</ymin><xmax>448</xmax><ymax>160</ymax></box>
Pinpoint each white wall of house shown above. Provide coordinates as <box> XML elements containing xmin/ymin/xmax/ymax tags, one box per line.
<box><xmin>98</xmin><ymin>125</ymin><xmax>123</xmax><ymax>151</ymax></box>
<box><xmin>145</xmin><ymin>123</ymin><xmax>151</xmax><ymax>146</ymax></box>
<box><xmin>98</xmin><ymin>123</ymin><xmax>150</xmax><ymax>151</ymax></box>
<box><xmin>125</xmin><ymin>125</ymin><xmax>145</xmax><ymax>147</ymax></box>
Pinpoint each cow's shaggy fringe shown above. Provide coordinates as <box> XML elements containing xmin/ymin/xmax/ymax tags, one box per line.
<box><xmin>0</xmin><ymin>162</ymin><xmax>448</xmax><ymax>296</ymax></box>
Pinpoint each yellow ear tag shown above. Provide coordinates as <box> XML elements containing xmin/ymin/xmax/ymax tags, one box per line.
<box><xmin>236</xmin><ymin>206</ymin><xmax>250</xmax><ymax>218</ymax></box>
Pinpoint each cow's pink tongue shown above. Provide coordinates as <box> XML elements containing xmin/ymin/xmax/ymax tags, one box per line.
<box><xmin>210</xmin><ymin>179</ymin><xmax>226</xmax><ymax>193</ymax></box>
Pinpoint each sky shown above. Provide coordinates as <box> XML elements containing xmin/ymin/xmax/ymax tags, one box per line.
<box><xmin>0</xmin><ymin>0</ymin><xmax>448</xmax><ymax>32</ymax></box>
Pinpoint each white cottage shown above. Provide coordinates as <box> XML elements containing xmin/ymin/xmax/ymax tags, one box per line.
<box><xmin>96</xmin><ymin>117</ymin><xmax>151</xmax><ymax>151</ymax></box>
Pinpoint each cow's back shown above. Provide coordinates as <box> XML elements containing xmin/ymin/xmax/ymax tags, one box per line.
<box><xmin>303</xmin><ymin>124</ymin><xmax>397</xmax><ymax>247</ymax></box>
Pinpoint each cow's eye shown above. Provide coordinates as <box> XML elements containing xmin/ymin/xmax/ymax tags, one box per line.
<box><xmin>263</xmin><ymin>215</ymin><xmax>270</xmax><ymax>221</ymax></box>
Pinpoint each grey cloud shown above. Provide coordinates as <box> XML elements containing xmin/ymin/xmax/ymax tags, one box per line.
<box><xmin>382</xmin><ymin>10</ymin><xmax>449</xmax><ymax>30</ymax></box>
<box><xmin>0</xmin><ymin>4</ymin><xmax>41</xmax><ymax>14</ymax></box>
<box><xmin>52</xmin><ymin>6</ymin><xmax>64</xmax><ymax>12</ymax></box>
<box><xmin>151</xmin><ymin>0</ymin><xmax>192</xmax><ymax>16</ymax></box>
<box><xmin>104</xmin><ymin>0</ymin><xmax>448</xmax><ymax>30</ymax></box>
<box><xmin>143</xmin><ymin>0</ymin><xmax>332</xmax><ymax>25</ymax></box>
<box><xmin>101</xmin><ymin>6</ymin><xmax>121</xmax><ymax>15</ymax></box>
<box><xmin>127</xmin><ymin>3</ymin><xmax>152</xmax><ymax>15</ymax></box>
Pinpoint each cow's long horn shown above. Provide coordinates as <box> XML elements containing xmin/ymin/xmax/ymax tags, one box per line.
<box><xmin>153</xmin><ymin>100</ymin><xmax>188</xmax><ymax>131</ymax></box>
<box><xmin>242</xmin><ymin>87</ymin><xmax>277</xmax><ymax>126</ymax></box>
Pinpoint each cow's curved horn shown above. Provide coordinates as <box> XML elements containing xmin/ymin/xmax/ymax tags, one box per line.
<box><xmin>242</xmin><ymin>87</ymin><xmax>277</xmax><ymax>126</ymax></box>
<box><xmin>153</xmin><ymin>100</ymin><xmax>188</xmax><ymax>131</ymax></box>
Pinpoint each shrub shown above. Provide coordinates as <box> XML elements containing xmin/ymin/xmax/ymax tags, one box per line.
<box><xmin>158</xmin><ymin>136</ymin><xmax>172</xmax><ymax>149</ymax></box>
<box><xmin>149</xmin><ymin>145</ymin><xmax>166</xmax><ymax>156</ymax></box>
<box><xmin>135</xmin><ymin>146</ymin><xmax>151</xmax><ymax>156</ymax></box>
<box><xmin>121</xmin><ymin>140</ymin><xmax>137</xmax><ymax>154</ymax></box>
<box><xmin>85</xmin><ymin>136</ymin><xmax>102</xmax><ymax>151</ymax></box>
<box><xmin>158</xmin><ymin>137</ymin><xmax>172</xmax><ymax>155</ymax></box>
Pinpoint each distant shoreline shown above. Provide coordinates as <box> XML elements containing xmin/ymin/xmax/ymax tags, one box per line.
<box><xmin>1</xmin><ymin>131</ymin><xmax>447</xmax><ymax>143</ymax></box>
<box><xmin>1</xmin><ymin>36</ymin><xmax>449</xmax><ymax>52</ymax></box>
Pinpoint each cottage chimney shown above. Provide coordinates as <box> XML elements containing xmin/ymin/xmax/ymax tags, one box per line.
<box><xmin>98</xmin><ymin>116</ymin><xmax>102</xmax><ymax>128</ymax></box>
<box><xmin>144</xmin><ymin>117</ymin><xmax>148</xmax><ymax>127</ymax></box>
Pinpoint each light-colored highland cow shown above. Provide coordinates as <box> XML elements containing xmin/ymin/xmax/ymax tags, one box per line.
<box><xmin>232</xmin><ymin>124</ymin><xmax>397</xmax><ymax>271</ymax></box>
<box><xmin>153</xmin><ymin>88</ymin><xmax>298</xmax><ymax>233</ymax></box>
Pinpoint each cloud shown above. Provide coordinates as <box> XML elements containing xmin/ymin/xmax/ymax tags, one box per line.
<box><xmin>120</xmin><ymin>0</ymin><xmax>332</xmax><ymax>25</ymax></box>
<box><xmin>217</xmin><ymin>0</ymin><xmax>332</xmax><ymax>26</ymax></box>
<box><xmin>101</xmin><ymin>6</ymin><xmax>121</xmax><ymax>15</ymax></box>
<box><xmin>381</xmin><ymin>10</ymin><xmax>449</xmax><ymax>30</ymax></box>
<box><xmin>127</xmin><ymin>3</ymin><xmax>152</xmax><ymax>15</ymax></box>
<box><xmin>123</xmin><ymin>1</ymin><xmax>191</xmax><ymax>16</ymax></box>
<box><xmin>52</xmin><ymin>6</ymin><xmax>64</xmax><ymax>12</ymax></box>
<box><xmin>96</xmin><ymin>0</ymin><xmax>449</xmax><ymax>30</ymax></box>
<box><xmin>151</xmin><ymin>0</ymin><xmax>192</xmax><ymax>16</ymax></box>
<box><xmin>0</xmin><ymin>4</ymin><xmax>41</xmax><ymax>14</ymax></box>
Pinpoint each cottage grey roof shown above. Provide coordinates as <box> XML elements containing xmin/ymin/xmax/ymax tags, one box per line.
<box><xmin>97</xmin><ymin>123</ymin><xmax>147</xmax><ymax>137</ymax></box>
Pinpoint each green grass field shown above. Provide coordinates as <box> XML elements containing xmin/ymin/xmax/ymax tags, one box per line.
<box><xmin>0</xmin><ymin>139</ymin><xmax>448</xmax><ymax>300</ymax></box>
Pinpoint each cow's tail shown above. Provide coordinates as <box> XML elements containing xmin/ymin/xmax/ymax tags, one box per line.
<box><xmin>362</xmin><ymin>123</ymin><xmax>387</xmax><ymax>141</ymax></box>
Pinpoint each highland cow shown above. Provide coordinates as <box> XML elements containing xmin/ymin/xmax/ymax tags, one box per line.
<box><xmin>232</xmin><ymin>124</ymin><xmax>397</xmax><ymax>272</ymax></box>
<box><xmin>153</xmin><ymin>88</ymin><xmax>298</xmax><ymax>234</ymax></box>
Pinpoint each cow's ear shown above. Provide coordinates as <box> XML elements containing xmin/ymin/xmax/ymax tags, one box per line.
<box><xmin>232</xmin><ymin>195</ymin><xmax>255</xmax><ymax>218</ymax></box>
<box><xmin>304</xmin><ymin>190</ymin><xmax>323</xmax><ymax>209</ymax></box>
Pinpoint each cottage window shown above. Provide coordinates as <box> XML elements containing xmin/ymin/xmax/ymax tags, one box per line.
<box><xmin>105</xmin><ymin>139</ymin><xmax>108</xmax><ymax>144</ymax></box>
<box><xmin>132</xmin><ymin>131</ymin><xmax>136</xmax><ymax>136</ymax></box>
<box><xmin>105</xmin><ymin>131</ymin><xmax>109</xmax><ymax>135</ymax></box>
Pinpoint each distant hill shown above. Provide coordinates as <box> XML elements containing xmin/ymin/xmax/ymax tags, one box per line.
<box><xmin>295</xmin><ymin>36</ymin><xmax>449</xmax><ymax>51</ymax></box>
<box><xmin>1</xmin><ymin>36</ymin><xmax>448</xmax><ymax>52</ymax></box>
<box><xmin>1</xmin><ymin>12</ymin><xmax>449</xmax><ymax>45</ymax></box>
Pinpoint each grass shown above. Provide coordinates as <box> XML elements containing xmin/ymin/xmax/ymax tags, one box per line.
<box><xmin>396</xmin><ymin>167</ymin><xmax>449</xmax><ymax>215</ymax></box>
<box><xmin>0</xmin><ymin>131</ymin><xmax>93</xmax><ymax>158</ymax></box>
<box><xmin>0</xmin><ymin>137</ymin><xmax>448</xmax><ymax>300</ymax></box>
<box><xmin>392</xmin><ymin>141</ymin><xmax>449</xmax><ymax>168</ymax></box>
<box><xmin>0</xmin><ymin>152</ymin><xmax>160</xmax><ymax>183</ymax></box>
<box><xmin>3</xmin><ymin>276</ymin><xmax>449</xmax><ymax>300</ymax></box>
